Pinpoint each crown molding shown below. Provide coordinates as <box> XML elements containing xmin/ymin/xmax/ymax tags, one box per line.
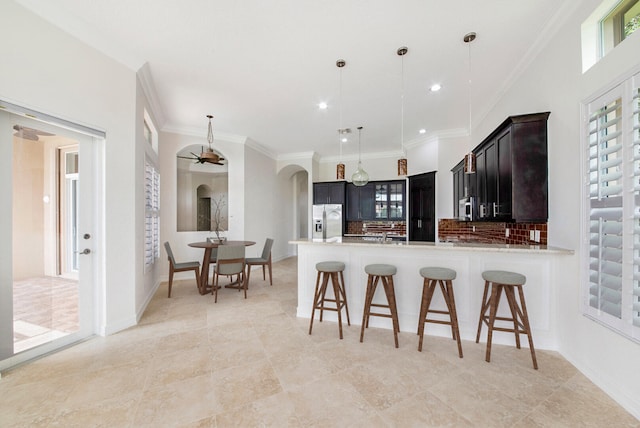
<box><xmin>277</xmin><ymin>151</ymin><xmax>319</xmax><ymax>162</ymax></box>
<box><xmin>245</xmin><ymin>137</ymin><xmax>277</xmax><ymax>159</ymax></box>
<box><xmin>137</xmin><ymin>63</ymin><xmax>166</xmax><ymax>128</ymax></box>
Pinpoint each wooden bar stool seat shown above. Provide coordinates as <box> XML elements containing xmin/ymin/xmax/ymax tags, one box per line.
<box><xmin>308</xmin><ymin>261</ymin><xmax>350</xmax><ymax>339</ymax></box>
<box><xmin>476</xmin><ymin>270</ymin><xmax>538</xmax><ymax>369</ymax></box>
<box><xmin>360</xmin><ymin>263</ymin><xmax>400</xmax><ymax>348</ymax></box>
<box><xmin>417</xmin><ymin>267</ymin><xmax>463</xmax><ymax>358</ymax></box>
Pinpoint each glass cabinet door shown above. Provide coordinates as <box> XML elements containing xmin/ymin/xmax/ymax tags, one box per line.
<box><xmin>375</xmin><ymin>184</ymin><xmax>388</xmax><ymax>219</ymax></box>
<box><xmin>389</xmin><ymin>183</ymin><xmax>403</xmax><ymax>219</ymax></box>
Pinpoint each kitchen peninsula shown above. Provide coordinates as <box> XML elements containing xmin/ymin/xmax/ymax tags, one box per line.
<box><xmin>291</xmin><ymin>238</ymin><xmax>572</xmax><ymax>349</ymax></box>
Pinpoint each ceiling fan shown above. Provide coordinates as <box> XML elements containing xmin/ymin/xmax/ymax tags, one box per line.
<box><xmin>176</xmin><ymin>114</ymin><xmax>225</xmax><ymax>165</ymax></box>
<box><xmin>177</xmin><ymin>146</ymin><xmax>225</xmax><ymax>165</ymax></box>
<box><xmin>13</xmin><ymin>125</ymin><xmax>54</xmax><ymax>141</ymax></box>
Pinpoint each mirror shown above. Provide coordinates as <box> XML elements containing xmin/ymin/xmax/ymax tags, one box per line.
<box><xmin>176</xmin><ymin>144</ymin><xmax>228</xmax><ymax>232</ymax></box>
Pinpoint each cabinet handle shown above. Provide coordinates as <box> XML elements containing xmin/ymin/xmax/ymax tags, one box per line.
<box><xmin>479</xmin><ymin>204</ymin><xmax>487</xmax><ymax>218</ymax></box>
<box><xmin>493</xmin><ymin>202</ymin><xmax>498</xmax><ymax>217</ymax></box>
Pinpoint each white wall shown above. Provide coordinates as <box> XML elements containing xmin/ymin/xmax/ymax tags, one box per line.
<box><xmin>0</xmin><ymin>1</ymin><xmax>139</xmax><ymax>335</ymax></box>
<box><xmin>136</xmin><ymin>76</ymin><xmax>162</xmax><ymax>321</ymax></box>
<box><xmin>243</xmin><ymin>144</ymin><xmax>277</xmax><ymax>260</ymax></box>
<box><xmin>474</xmin><ymin>0</ymin><xmax>640</xmax><ymax>417</ymax></box>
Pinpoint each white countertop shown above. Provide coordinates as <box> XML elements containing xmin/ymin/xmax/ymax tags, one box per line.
<box><xmin>289</xmin><ymin>237</ymin><xmax>573</xmax><ymax>255</ymax></box>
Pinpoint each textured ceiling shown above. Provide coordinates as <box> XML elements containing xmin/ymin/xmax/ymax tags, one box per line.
<box><xmin>15</xmin><ymin>0</ymin><xmax>569</xmax><ymax>159</ymax></box>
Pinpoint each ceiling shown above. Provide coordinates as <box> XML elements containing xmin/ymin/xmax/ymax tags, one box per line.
<box><xmin>15</xmin><ymin>0</ymin><xmax>569</xmax><ymax>159</ymax></box>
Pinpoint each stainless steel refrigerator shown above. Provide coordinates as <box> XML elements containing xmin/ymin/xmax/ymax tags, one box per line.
<box><xmin>312</xmin><ymin>204</ymin><xmax>343</xmax><ymax>240</ymax></box>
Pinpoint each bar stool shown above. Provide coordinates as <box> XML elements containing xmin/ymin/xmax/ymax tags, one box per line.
<box><xmin>308</xmin><ymin>261</ymin><xmax>350</xmax><ymax>339</ymax></box>
<box><xmin>417</xmin><ymin>267</ymin><xmax>463</xmax><ymax>358</ymax></box>
<box><xmin>475</xmin><ymin>270</ymin><xmax>538</xmax><ymax>369</ymax></box>
<box><xmin>360</xmin><ymin>264</ymin><xmax>400</xmax><ymax>348</ymax></box>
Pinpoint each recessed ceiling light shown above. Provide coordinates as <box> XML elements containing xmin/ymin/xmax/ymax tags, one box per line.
<box><xmin>341</xmin><ymin>137</ymin><xmax>348</xmax><ymax>143</ymax></box>
<box><xmin>430</xmin><ymin>84</ymin><xmax>442</xmax><ymax>92</ymax></box>
<box><xmin>318</xmin><ymin>102</ymin><xmax>328</xmax><ymax>110</ymax></box>
<box><xmin>419</xmin><ymin>129</ymin><xmax>426</xmax><ymax>134</ymax></box>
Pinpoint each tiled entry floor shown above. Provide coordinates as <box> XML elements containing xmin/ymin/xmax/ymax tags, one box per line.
<box><xmin>13</xmin><ymin>276</ymin><xmax>78</xmax><ymax>353</ymax></box>
<box><xmin>1</xmin><ymin>257</ymin><xmax>638</xmax><ymax>427</ymax></box>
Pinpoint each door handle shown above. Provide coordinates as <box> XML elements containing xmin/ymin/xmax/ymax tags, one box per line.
<box><xmin>76</xmin><ymin>248</ymin><xmax>91</xmax><ymax>255</ymax></box>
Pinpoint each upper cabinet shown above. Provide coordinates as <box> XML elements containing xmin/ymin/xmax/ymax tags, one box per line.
<box><xmin>346</xmin><ymin>182</ymin><xmax>375</xmax><ymax>221</ymax></box>
<box><xmin>346</xmin><ymin>180</ymin><xmax>405</xmax><ymax>221</ymax></box>
<box><xmin>313</xmin><ymin>181</ymin><xmax>346</xmax><ymax>205</ymax></box>
<box><xmin>456</xmin><ymin>112</ymin><xmax>550</xmax><ymax>222</ymax></box>
<box><xmin>374</xmin><ymin>181</ymin><xmax>406</xmax><ymax>220</ymax></box>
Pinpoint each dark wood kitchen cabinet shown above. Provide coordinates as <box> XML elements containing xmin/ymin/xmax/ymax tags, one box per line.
<box><xmin>409</xmin><ymin>172</ymin><xmax>435</xmax><ymax>241</ymax></box>
<box><xmin>451</xmin><ymin>160</ymin><xmax>475</xmax><ymax>218</ymax></box>
<box><xmin>346</xmin><ymin>180</ymin><xmax>405</xmax><ymax>221</ymax></box>
<box><xmin>374</xmin><ymin>181</ymin><xmax>406</xmax><ymax>221</ymax></box>
<box><xmin>346</xmin><ymin>182</ymin><xmax>375</xmax><ymax>221</ymax></box>
<box><xmin>313</xmin><ymin>181</ymin><xmax>346</xmax><ymax>205</ymax></box>
<box><xmin>457</xmin><ymin>112</ymin><xmax>549</xmax><ymax>222</ymax></box>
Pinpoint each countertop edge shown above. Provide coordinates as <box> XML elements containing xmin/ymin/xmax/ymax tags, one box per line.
<box><xmin>288</xmin><ymin>239</ymin><xmax>574</xmax><ymax>255</ymax></box>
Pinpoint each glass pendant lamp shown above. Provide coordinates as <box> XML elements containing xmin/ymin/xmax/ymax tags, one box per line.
<box><xmin>351</xmin><ymin>126</ymin><xmax>369</xmax><ymax>186</ymax></box>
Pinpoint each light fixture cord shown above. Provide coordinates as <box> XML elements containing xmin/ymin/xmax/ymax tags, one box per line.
<box><xmin>468</xmin><ymin>39</ymin><xmax>472</xmax><ymax>149</ymax></box>
<box><xmin>401</xmin><ymin>53</ymin><xmax>405</xmax><ymax>158</ymax></box>
<box><xmin>339</xmin><ymin>65</ymin><xmax>343</xmax><ymax>161</ymax></box>
<box><xmin>208</xmin><ymin>117</ymin><xmax>214</xmax><ymax>149</ymax></box>
<box><xmin>358</xmin><ymin>127</ymin><xmax>362</xmax><ymax>164</ymax></box>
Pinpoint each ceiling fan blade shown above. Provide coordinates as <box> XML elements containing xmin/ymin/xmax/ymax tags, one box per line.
<box><xmin>177</xmin><ymin>155</ymin><xmax>195</xmax><ymax>160</ymax></box>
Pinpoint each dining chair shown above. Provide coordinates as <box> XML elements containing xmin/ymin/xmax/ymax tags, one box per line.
<box><xmin>206</xmin><ymin>238</ymin><xmax>219</xmax><ymax>276</ymax></box>
<box><xmin>246</xmin><ymin>238</ymin><xmax>274</xmax><ymax>287</ymax></box>
<box><xmin>164</xmin><ymin>241</ymin><xmax>200</xmax><ymax>298</ymax></box>
<box><xmin>213</xmin><ymin>244</ymin><xmax>247</xmax><ymax>302</ymax></box>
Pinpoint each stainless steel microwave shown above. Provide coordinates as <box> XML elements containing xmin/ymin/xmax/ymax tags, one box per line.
<box><xmin>458</xmin><ymin>196</ymin><xmax>474</xmax><ymax>221</ymax></box>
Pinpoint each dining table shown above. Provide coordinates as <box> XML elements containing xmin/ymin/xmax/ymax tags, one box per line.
<box><xmin>188</xmin><ymin>240</ymin><xmax>256</xmax><ymax>295</ymax></box>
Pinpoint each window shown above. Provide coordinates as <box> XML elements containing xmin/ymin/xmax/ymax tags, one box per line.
<box><xmin>602</xmin><ymin>0</ymin><xmax>640</xmax><ymax>52</ymax></box>
<box><xmin>145</xmin><ymin>160</ymin><xmax>160</xmax><ymax>270</ymax></box>
<box><xmin>581</xmin><ymin>0</ymin><xmax>640</xmax><ymax>72</ymax></box>
<box><xmin>143</xmin><ymin>109</ymin><xmax>158</xmax><ymax>153</ymax></box>
<box><xmin>583</xmin><ymin>71</ymin><xmax>640</xmax><ymax>341</ymax></box>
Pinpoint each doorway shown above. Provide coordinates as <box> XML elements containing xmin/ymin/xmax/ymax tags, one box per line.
<box><xmin>0</xmin><ymin>109</ymin><xmax>99</xmax><ymax>368</ymax></box>
<box><xmin>409</xmin><ymin>171</ymin><xmax>436</xmax><ymax>242</ymax></box>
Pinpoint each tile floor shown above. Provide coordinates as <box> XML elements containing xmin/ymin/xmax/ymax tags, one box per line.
<box><xmin>1</xmin><ymin>257</ymin><xmax>639</xmax><ymax>427</ymax></box>
<box><xmin>13</xmin><ymin>276</ymin><xmax>79</xmax><ymax>353</ymax></box>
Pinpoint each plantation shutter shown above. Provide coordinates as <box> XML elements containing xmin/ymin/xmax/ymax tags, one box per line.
<box><xmin>633</xmin><ymin>84</ymin><xmax>640</xmax><ymax>328</ymax></box>
<box><xmin>588</xmin><ymin>97</ymin><xmax>624</xmax><ymax>319</ymax></box>
<box><xmin>145</xmin><ymin>160</ymin><xmax>160</xmax><ymax>268</ymax></box>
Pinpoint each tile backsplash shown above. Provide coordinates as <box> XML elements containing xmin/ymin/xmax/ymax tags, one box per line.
<box><xmin>347</xmin><ymin>221</ymin><xmax>406</xmax><ymax>236</ymax></box>
<box><xmin>438</xmin><ymin>219</ymin><xmax>547</xmax><ymax>245</ymax></box>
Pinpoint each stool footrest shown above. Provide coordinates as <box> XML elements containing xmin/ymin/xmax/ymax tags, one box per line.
<box><xmin>424</xmin><ymin>318</ymin><xmax>453</xmax><ymax>326</ymax></box>
<box><xmin>367</xmin><ymin>312</ymin><xmax>393</xmax><ymax>319</ymax></box>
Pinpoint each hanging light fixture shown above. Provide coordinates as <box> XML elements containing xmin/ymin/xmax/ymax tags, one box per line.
<box><xmin>397</xmin><ymin>46</ymin><xmax>408</xmax><ymax>177</ymax></box>
<box><xmin>336</xmin><ymin>59</ymin><xmax>346</xmax><ymax>180</ymax></box>
<box><xmin>351</xmin><ymin>126</ymin><xmax>369</xmax><ymax>186</ymax></box>
<box><xmin>337</xmin><ymin>128</ymin><xmax>350</xmax><ymax>180</ymax></box>
<box><xmin>463</xmin><ymin>32</ymin><xmax>477</xmax><ymax>174</ymax></box>
<box><xmin>177</xmin><ymin>115</ymin><xmax>226</xmax><ymax>165</ymax></box>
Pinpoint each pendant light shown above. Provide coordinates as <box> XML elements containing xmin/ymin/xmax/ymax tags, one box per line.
<box><xmin>397</xmin><ymin>46</ymin><xmax>408</xmax><ymax>176</ymax></box>
<box><xmin>463</xmin><ymin>32</ymin><xmax>477</xmax><ymax>174</ymax></box>
<box><xmin>336</xmin><ymin>59</ymin><xmax>346</xmax><ymax>180</ymax></box>
<box><xmin>352</xmin><ymin>126</ymin><xmax>369</xmax><ymax>186</ymax></box>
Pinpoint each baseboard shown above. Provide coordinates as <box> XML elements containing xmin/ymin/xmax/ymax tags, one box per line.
<box><xmin>136</xmin><ymin>279</ymin><xmax>161</xmax><ymax>323</ymax></box>
<box><xmin>560</xmin><ymin>351</ymin><xmax>640</xmax><ymax>421</ymax></box>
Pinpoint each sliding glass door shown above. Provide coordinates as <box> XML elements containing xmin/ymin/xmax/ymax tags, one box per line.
<box><xmin>0</xmin><ymin>110</ymin><xmax>97</xmax><ymax>367</ymax></box>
